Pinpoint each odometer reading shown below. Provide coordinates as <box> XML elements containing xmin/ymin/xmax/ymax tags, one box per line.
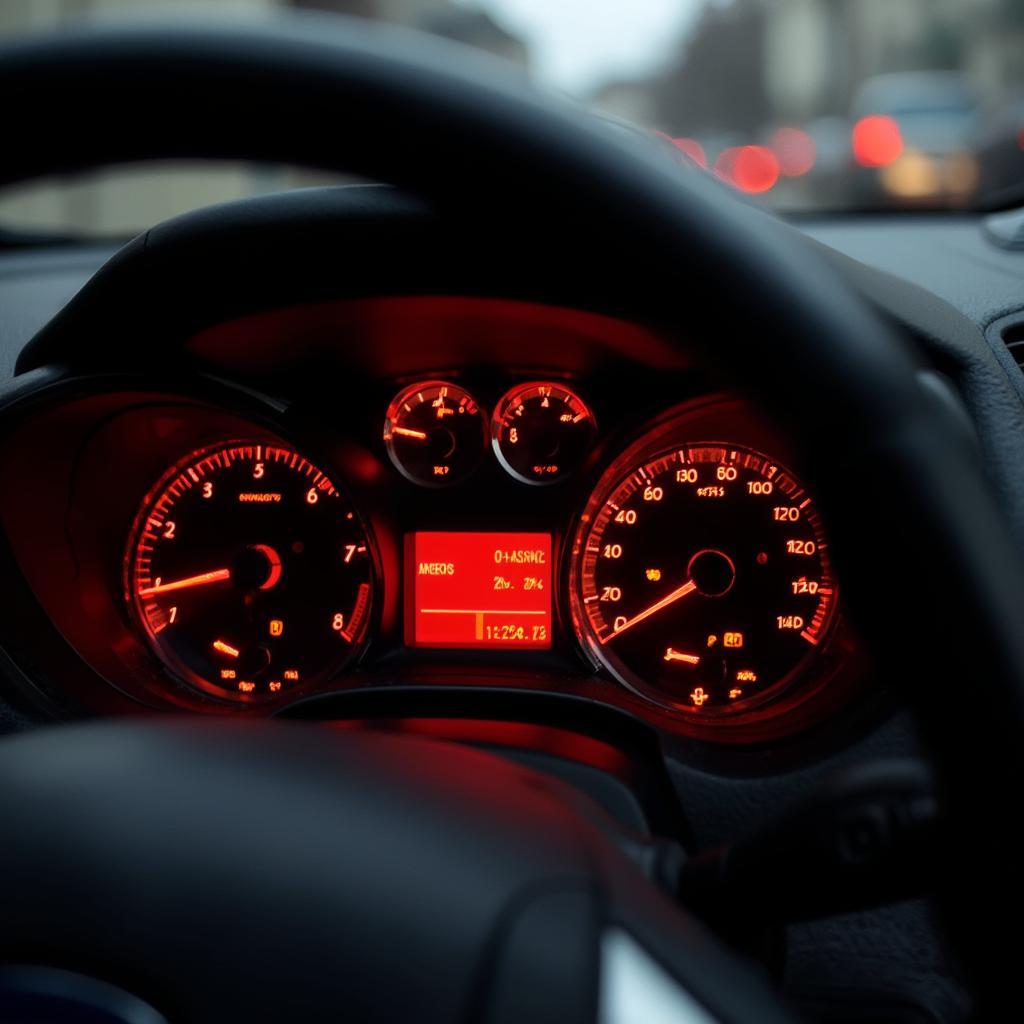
<box><xmin>570</xmin><ymin>444</ymin><xmax>837</xmax><ymax>715</ymax></box>
<box><xmin>126</xmin><ymin>443</ymin><xmax>374</xmax><ymax>702</ymax></box>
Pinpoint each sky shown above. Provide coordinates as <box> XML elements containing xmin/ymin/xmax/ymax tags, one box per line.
<box><xmin>466</xmin><ymin>0</ymin><xmax>702</xmax><ymax>95</ymax></box>
<box><xmin>0</xmin><ymin>1</ymin><xmax>701</xmax><ymax>100</ymax></box>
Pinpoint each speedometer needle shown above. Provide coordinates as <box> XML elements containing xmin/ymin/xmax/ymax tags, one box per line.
<box><xmin>138</xmin><ymin>568</ymin><xmax>231</xmax><ymax>598</ymax></box>
<box><xmin>601</xmin><ymin>579</ymin><xmax>698</xmax><ymax>644</ymax></box>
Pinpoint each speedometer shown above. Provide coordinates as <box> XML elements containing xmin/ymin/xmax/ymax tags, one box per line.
<box><xmin>569</xmin><ymin>443</ymin><xmax>837</xmax><ymax>715</ymax></box>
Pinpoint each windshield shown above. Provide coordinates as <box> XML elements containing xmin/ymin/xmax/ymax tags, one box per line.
<box><xmin>2</xmin><ymin>0</ymin><xmax>1024</xmax><ymax>235</ymax></box>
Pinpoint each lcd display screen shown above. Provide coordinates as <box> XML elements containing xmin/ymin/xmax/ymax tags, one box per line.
<box><xmin>406</xmin><ymin>532</ymin><xmax>552</xmax><ymax>649</ymax></box>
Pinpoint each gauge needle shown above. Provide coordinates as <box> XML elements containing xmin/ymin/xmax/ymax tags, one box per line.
<box><xmin>391</xmin><ymin>427</ymin><xmax>428</xmax><ymax>441</ymax></box>
<box><xmin>601</xmin><ymin>579</ymin><xmax>698</xmax><ymax>644</ymax></box>
<box><xmin>138</xmin><ymin>568</ymin><xmax>231</xmax><ymax>598</ymax></box>
<box><xmin>212</xmin><ymin>639</ymin><xmax>240</xmax><ymax>658</ymax></box>
<box><xmin>664</xmin><ymin>648</ymin><xmax>701</xmax><ymax>665</ymax></box>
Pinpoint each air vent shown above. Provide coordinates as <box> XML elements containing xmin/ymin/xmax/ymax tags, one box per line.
<box><xmin>987</xmin><ymin>312</ymin><xmax>1024</xmax><ymax>375</ymax></box>
<box><xmin>1004</xmin><ymin>321</ymin><xmax>1024</xmax><ymax>371</ymax></box>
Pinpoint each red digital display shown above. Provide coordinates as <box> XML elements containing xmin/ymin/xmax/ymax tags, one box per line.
<box><xmin>406</xmin><ymin>532</ymin><xmax>552</xmax><ymax>649</ymax></box>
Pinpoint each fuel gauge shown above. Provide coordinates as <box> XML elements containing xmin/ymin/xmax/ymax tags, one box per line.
<box><xmin>492</xmin><ymin>382</ymin><xmax>597</xmax><ymax>484</ymax></box>
<box><xmin>384</xmin><ymin>380</ymin><xmax>487</xmax><ymax>486</ymax></box>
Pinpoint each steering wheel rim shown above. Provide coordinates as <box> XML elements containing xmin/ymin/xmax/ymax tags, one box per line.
<box><xmin>2</xmin><ymin>12</ymin><xmax>1024</xmax><ymax>1017</ymax></box>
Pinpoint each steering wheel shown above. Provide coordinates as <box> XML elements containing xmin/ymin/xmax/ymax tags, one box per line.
<box><xmin>2</xmin><ymin>14</ymin><xmax>1023</xmax><ymax>1022</ymax></box>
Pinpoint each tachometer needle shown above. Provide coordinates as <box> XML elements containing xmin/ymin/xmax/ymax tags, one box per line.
<box><xmin>601</xmin><ymin>579</ymin><xmax>698</xmax><ymax>644</ymax></box>
<box><xmin>138</xmin><ymin>568</ymin><xmax>231</xmax><ymax>598</ymax></box>
<box><xmin>664</xmin><ymin>648</ymin><xmax>701</xmax><ymax>665</ymax></box>
<box><xmin>212</xmin><ymin>639</ymin><xmax>240</xmax><ymax>658</ymax></box>
<box><xmin>391</xmin><ymin>427</ymin><xmax>429</xmax><ymax>441</ymax></box>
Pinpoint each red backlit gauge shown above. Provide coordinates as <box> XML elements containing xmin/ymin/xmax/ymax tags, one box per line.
<box><xmin>126</xmin><ymin>442</ymin><xmax>374</xmax><ymax>702</ymax></box>
<box><xmin>384</xmin><ymin>381</ymin><xmax>487</xmax><ymax>486</ymax></box>
<box><xmin>569</xmin><ymin>443</ymin><xmax>837</xmax><ymax>716</ymax></box>
<box><xmin>406</xmin><ymin>532</ymin><xmax>552</xmax><ymax>649</ymax></box>
<box><xmin>492</xmin><ymin>382</ymin><xmax>597</xmax><ymax>484</ymax></box>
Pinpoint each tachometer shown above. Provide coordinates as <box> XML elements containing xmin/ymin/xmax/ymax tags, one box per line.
<box><xmin>126</xmin><ymin>442</ymin><xmax>374</xmax><ymax>702</ymax></box>
<box><xmin>569</xmin><ymin>443</ymin><xmax>837</xmax><ymax>715</ymax></box>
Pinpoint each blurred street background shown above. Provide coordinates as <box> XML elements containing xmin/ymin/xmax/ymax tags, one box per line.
<box><xmin>2</xmin><ymin>0</ymin><xmax>1023</xmax><ymax>232</ymax></box>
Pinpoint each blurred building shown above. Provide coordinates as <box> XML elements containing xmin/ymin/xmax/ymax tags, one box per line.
<box><xmin>416</xmin><ymin>7</ymin><xmax>527</xmax><ymax>66</ymax></box>
<box><xmin>764</xmin><ymin>0</ymin><xmax>1024</xmax><ymax>120</ymax></box>
<box><xmin>589</xmin><ymin>79</ymin><xmax>660</xmax><ymax>129</ymax></box>
<box><xmin>591</xmin><ymin>0</ymin><xmax>1024</xmax><ymax>135</ymax></box>
<box><xmin>591</xmin><ymin>1</ymin><xmax>769</xmax><ymax>136</ymax></box>
<box><xmin>296</xmin><ymin>0</ymin><xmax>527</xmax><ymax>64</ymax></box>
<box><xmin>0</xmin><ymin>0</ymin><xmax>528</xmax><ymax>234</ymax></box>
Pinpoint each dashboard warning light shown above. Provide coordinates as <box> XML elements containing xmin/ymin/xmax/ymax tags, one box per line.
<box><xmin>645</xmin><ymin>568</ymin><xmax>662</xmax><ymax>581</ymax></box>
<box><xmin>724</xmin><ymin>631</ymin><xmax>744</xmax><ymax>648</ymax></box>
<box><xmin>690</xmin><ymin>687</ymin><xmax>710</xmax><ymax>707</ymax></box>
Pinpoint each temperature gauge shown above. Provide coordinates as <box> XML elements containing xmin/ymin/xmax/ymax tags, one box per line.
<box><xmin>384</xmin><ymin>380</ymin><xmax>487</xmax><ymax>486</ymax></box>
<box><xmin>492</xmin><ymin>382</ymin><xmax>597</xmax><ymax>484</ymax></box>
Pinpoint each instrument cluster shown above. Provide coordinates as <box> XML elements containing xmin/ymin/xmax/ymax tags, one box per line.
<box><xmin>0</xmin><ymin>364</ymin><xmax>867</xmax><ymax>745</ymax></box>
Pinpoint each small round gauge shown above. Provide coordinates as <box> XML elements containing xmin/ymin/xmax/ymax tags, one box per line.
<box><xmin>492</xmin><ymin>382</ymin><xmax>597</xmax><ymax>484</ymax></box>
<box><xmin>126</xmin><ymin>442</ymin><xmax>374</xmax><ymax>703</ymax></box>
<box><xmin>570</xmin><ymin>443</ymin><xmax>837</xmax><ymax>716</ymax></box>
<box><xmin>384</xmin><ymin>380</ymin><xmax>487</xmax><ymax>486</ymax></box>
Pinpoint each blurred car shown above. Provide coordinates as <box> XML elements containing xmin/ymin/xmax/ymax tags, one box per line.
<box><xmin>973</xmin><ymin>91</ymin><xmax>1024</xmax><ymax>210</ymax></box>
<box><xmin>848</xmin><ymin>71</ymin><xmax>980</xmax><ymax>207</ymax></box>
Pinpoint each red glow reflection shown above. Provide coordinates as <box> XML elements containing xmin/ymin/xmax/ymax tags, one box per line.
<box><xmin>671</xmin><ymin>137</ymin><xmax>707</xmax><ymax>168</ymax></box>
<box><xmin>770</xmin><ymin>126</ymin><xmax>816</xmax><ymax>177</ymax></box>
<box><xmin>716</xmin><ymin>146</ymin><xmax>780</xmax><ymax>194</ymax></box>
<box><xmin>852</xmin><ymin>115</ymin><xmax>903</xmax><ymax>168</ymax></box>
<box><xmin>330</xmin><ymin>719</ymin><xmax>630</xmax><ymax>775</ymax></box>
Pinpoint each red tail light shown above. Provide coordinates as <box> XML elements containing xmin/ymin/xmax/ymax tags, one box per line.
<box><xmin>715</xmin><ymin>146</ymin><xmax>780</xmax><ymax>194</ymax></box>
<box><xmin>852</xmin><ymin>115</ymin><xmax>903</xmax><ymax>168</ymax></box>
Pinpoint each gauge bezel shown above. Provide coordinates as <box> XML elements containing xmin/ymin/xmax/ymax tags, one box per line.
<box><xmin>571</xmin><ymin>441</ymin><xmax>838</xmax><ymax>715</ymax></box>
<box><xmin>124</xmin><ymin>439</ymin><xmax>378</xmax><ymax>705</ymax></box>
<box><xmin>383</xmin><ymin>379</ymin><xmax>488</xmax><ymax>487</ymax></box>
